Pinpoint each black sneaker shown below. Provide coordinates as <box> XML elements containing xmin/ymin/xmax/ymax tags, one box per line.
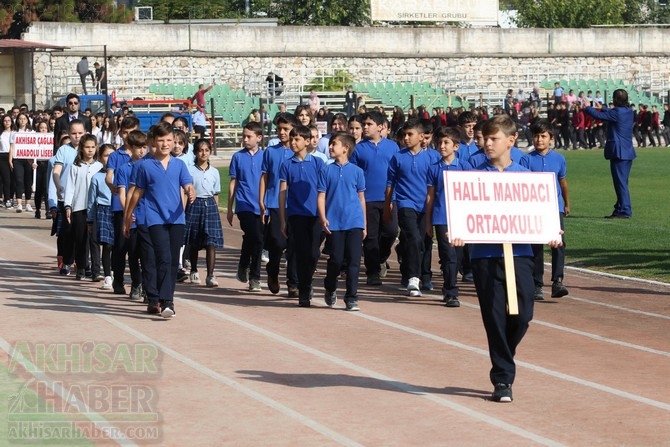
<box><xmin>298</xmin><ymin>299</ymin><xmax>311</xmax><ymax>308</ymax></box>
<box><xmin>462</xmin><ymin>272</ymin><xmax>474</xmax><ymax>283</ymax></box>
<box><xmin>236</xmin><ymin>265</ymin><xmax>249</xmax><ymax>283</ymax></box>
<box><xmin>324</xmin><ymin>290</ymin><xmax>337</xmax><ymax>307</ymax></box>
<box><xmin>147</xmin><ymin>302</ymin><xmax>161</xmax><ymax>315</ymax></box>
<box><xmin>176</xmin><ymin>269</ymin><xmax>188</xmax><ymax>283</ymax></box>
<box><xmin>345</xmin><ymin>300</ymin><xmax>360</xmax><ymax>312</ymax></box>
<box><xmin>75</xmin><ymin>269</ymin><xmax>85</xmax><ymax>280</ymax></box>
<box><xmin>445</xmin><ymin>296</ymin><xmax>461</xmax><ymax>308</ymax></box>
<box><xmin>551</xmin><ymin>280</ymin><xmax>569</xmax><ymax>298</ymax></box>
<box><xmin>85</xmin><ymin>269</ymin><xmax>93</xmax><ymax>278</ymax></box>
<box><xmin>287</xmin><ymin>287</ymin><xmax>299</xmax><ymax>298</ymax></box>
<box><xmin>267</xmin><ymin>275</ymin><xmax>280</xmax><ymax>294</ymax></box>
<box><xmin>34</xmin><ymin>210</ymin><xmax>41</xmax><ymax>219</ymax></box>
<box><xmin>492</xmin><ymin>383</ymin><xmax>513</xmax><ymax>402</ymax></box>
<box><xmin>366</xmin><ymin>274</ymin><xmax>382</xmax><ymax>286</ymax></box>
<box><xmin>421</xmin><ymin>280</ymin><xmax>434</xmax><ymax>291</ymax></box>
<box><xmin>112</xmin><ymin>281</ymin><xmax>126</xmax><ymax>295</ymax></box>
<box><xmin>534</xmin><ymin>286</ymin><xmax>544</xmax><ymax>301</ymax></box>
<box><xmin>161</xmin><ymin>301</ymin><xmax>175</xmax><ymax>318</ymax></box>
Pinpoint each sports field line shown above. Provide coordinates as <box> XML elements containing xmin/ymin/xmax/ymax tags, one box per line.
<box><xmin>350</xmin><ymin>312</ymin><xmax>670</xmax><ymax>412</ymax></box>
<box><xmin>179</xmin><ymin>298</ymin><xmax>566</xmax><ymax>447</ymax></box>
<box><xmin>0</xmin><ymin>335</ymin><xmax>138</xmax><ymax>447</ymax></box>
<box><xmin>0</xmin><ymin>258</ymin><xmax>364</xmax><ymax>447</ymax></box>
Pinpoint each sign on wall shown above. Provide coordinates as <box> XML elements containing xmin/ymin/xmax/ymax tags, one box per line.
<box><xmin>370</xmin><ymin>0</ymin><xmax>499</xmax><ymax>23</ymax></box>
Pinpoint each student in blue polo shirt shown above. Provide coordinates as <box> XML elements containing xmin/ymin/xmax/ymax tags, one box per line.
<box><xmin>278</xmin><ymin>125</ymin><xmax>325</xmax><ymax>307</ymax></box>
<box><xmin>318</xmin><ymin>132</ymin><xmax>366</xmax><ymax>311</ymax></box>
<box><xmin>425</xmin><ymin>126</ymin><xmax>468</xmax><ymax>308</ymax></box>
<box><xmin>349</xmin><ymin>110</ymin><xmax>399</xmax><ymax>286</ymax></box>
<box><xmin>384</xmin><ymin>118</ymin><xmax>434</xmax><ymax>297</ymax></box>
<box><xmin>457</xmin><ymin>111</ymin><xmax>479</xmax><ymax>163</ymax></box>
<box><xmin>124</xmin><ymin>121</ymin><xmax>195</xmax><ymax>319</ymax></box>
<box><xmin>227</xmin><ymin>121</ymin><xmax>264</xmax><ymax>292</ymax></box>
<box><xmin>105</xmin><ymin>115</ymin><xmax>140</xmax><ymax>294</ymax></box>
<box><xmin>126</xmin><ymin>128</ymin><xmax>159</xmax><ymax>314</ymax></box>
<box><xmin>522</xmin><ymin>119</ymin><xmax>570</xmax><ymax>300</ymax></box>
<box><xmin>114</xmin><ymin>130</ymin><xmax>146</xmax><ymax>301</ymax></box>
<box><xmin>259</xmin><ymin>113</ymin><xmax>298</xmax><ymax>296</ymax></box>
<box><xmin>453</xmin><ymin>114</ymin><xmax>563</xmax><ymax>403</ymax></box>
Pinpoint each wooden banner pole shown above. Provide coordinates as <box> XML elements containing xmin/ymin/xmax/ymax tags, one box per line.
<box><xmin>502</xmin><ymin>243</ymin><xmax>519</xmax><ymax>315</ymax></box>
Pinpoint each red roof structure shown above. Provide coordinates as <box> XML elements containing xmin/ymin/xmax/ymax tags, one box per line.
<box><xmin>0</xmin><ymin>39</ymin><xmax>66</xmax><ymax>51</ymax></box>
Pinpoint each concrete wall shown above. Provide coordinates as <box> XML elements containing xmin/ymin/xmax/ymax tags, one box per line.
<box><xmin>23</xmin><ymin>22</ymin><xmax>670</xmax><ymax>57</ymax></box>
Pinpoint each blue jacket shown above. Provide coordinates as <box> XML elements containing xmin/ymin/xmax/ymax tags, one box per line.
<box><xmin>584</xmin><ymin>106</ymin><xmax>636</xmax><ymax>161</ymax></box>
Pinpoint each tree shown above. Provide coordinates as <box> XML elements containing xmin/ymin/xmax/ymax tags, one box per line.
<box><xmin>504</xmin><ymin>0</ymin><xmax>670</xmax><ymax>27</ymax></box>
<box><xmin>0</xmin><ymin>0</ymin><xmax>132</xmax><ymax>38</ymax></box>
<box><xmin>505</xmin><ymin>0</ymin><xmax>626</xmax><ymax>28</ymax></box>
<box><xmin>268</xmin><ymin>0</ymin><xmax>370</xmax><ymax>26</ymax></box>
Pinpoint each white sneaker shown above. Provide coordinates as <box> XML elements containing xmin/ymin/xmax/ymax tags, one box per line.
<box><xmin>15</xmin><ymin>205</ymin><xmax>23</xmax><ymax>213</ymax></box>
<box><xmin>25</xmin><ymin>204</ymin><xmax>33</xmax><ymax>212</ymax></box>
<box><xmin>206</xmin><ymin>275</ymin><xmax>218</xmax><ymax>287</ymax></box>
<box><xmin>261</xmin><ymin>250</ymin><xmax>270</xmax><ymax>265</ymax></box>
<box><xmin>407</xmin><ymin>277</ymin><xmax>422</xmax><ymax>297</ymax></box>
<box><xmin>190</xmin><ymin>271</ymin><xmax>200</xmax><ymax>284</ymax></box>
<box><xmin>101</xmin><ymin>276</ymin><xmax>113</xmax><ymax>289</ymax></box>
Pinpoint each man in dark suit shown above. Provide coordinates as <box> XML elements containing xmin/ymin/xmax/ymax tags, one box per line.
<box><xmin>54</xmin><ymin>93</ymin><xmax>92</xmax><ymax>148</ymax></box>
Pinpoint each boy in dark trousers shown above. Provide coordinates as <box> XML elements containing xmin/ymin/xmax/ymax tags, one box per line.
<box><xmin>521</xmin><ymin>120</ymin><xmax>570</xmax><ymax>299</ymax></box>
<box><xmin>318</xmin><ymin>132</ymin><xmax>366</xmax><ymax>311</ymax></box>
<box><xmin>453</xmin><ymin>115</ymin><xmax>563</xmax><ymax>402</ymax></box>
<box><xmin>278</xmin><ymin>125</ymin><xmax>325</xmax><ymax>307</ymax></box>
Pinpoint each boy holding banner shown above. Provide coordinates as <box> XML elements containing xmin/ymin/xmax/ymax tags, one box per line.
<box><xmin>450</xmin><ymin>115</ymin><xmax>563</xmax><ymax>402</ymax></box>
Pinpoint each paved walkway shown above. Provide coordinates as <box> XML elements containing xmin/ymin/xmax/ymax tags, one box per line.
<box><xmin>0</xmin><ymin>209</ymin><xmax>668</xmax><ymax>446</ymax></box>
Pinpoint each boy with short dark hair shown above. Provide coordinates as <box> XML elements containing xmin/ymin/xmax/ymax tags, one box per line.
<box><xmin>259</xmin><ymin>113</ymin><xmax>299</xmax><ymax>296</ymax></box>
<box><xmin>456</xmin><ymin>114</ymin><xmax>563</xmax><ymax>402</ymax></box>
<box><xmin>384</xmin><ymin>118</ymin><xmax>434</xmax><ymax>296</ymax></box>
<box><xmin>228</xmin><ymin>121</ymin><xmax>264</xmax><ymax>292</ymax></box>
<box><xmin>457</xmin><ymin>111</ymin><xmax>479</xmax><ymax>162</ymax></box>
<box><xmin>349</xmin><ymin>110</ymin><xmax>399</xmax><ymax>285</ymax></box>
<box><xmin>106</xmin><ymin>115</ymin><xmax>140</xmax><ymax>294</ymax></box>
<box><xmin>278</xmin><ymin>125</ymin><xmax>325</xmax><ymax>307</ymax></box>
<box><xmin>124</xmin><ymin>121</ymin><xmax>195</xmax><ymax>318</ymax></box>
<box><xmin>318</xmin><ymin>132</ymin><xmax>366</xmax><ymax>311</ymax></box>
<box><xmin>522</xmin><ymin>120</ymin><xmax>570</xmax><ymax>299</ymax></box>
<box><xmin>425</xmin><ymin>126</ymin><xmax>468</xmax><ymax>307</ymax></box>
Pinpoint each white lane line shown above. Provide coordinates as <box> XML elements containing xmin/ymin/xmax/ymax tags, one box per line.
<box><xmin>179</xmin><ymin>299</ymin><xmax>565</xmax><ymax>447</ymax></box>
<box><xmin>0</xmin><ymin>262</ymin><xmax>364</xmax><ymax>447</ymax></box>
<box><xmin>352</xmin><ymin>312</ymin><xmax>670</xmax><ymax>412</ymax></box>
<box><xmin>0</xmin><ymin>336</ymin><xmax>138</xmax><ymax>447</ymax></box>
<box><xmin>450</xmin><ymin>300</ymin><xmax>670</xmax><ymax>357</ymax></box>
<box><xmin>563</xmin><ymin>295</ymin><xmax>670</xmax><ymax>320</ymax></box>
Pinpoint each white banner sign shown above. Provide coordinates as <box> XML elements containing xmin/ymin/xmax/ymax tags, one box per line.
<box><xmin>371</xmin><ymin>0</ymin><xmax>499</xmax><ymax>23</ymax></box>
<box><xmin>444</xmin><ymin>170</ymin><xmax>561</xmax><ymax>244</ymax></box>
<box><xmin>12</xmin><ymin>132</ymin><xmax>54</xmax><ymax>160</ymax></box>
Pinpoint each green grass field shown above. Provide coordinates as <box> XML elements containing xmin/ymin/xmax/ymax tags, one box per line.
<box><xmin>217</xmin><ymin>147</ymin><xmax>670</xmax><ymax>283</ymax></box>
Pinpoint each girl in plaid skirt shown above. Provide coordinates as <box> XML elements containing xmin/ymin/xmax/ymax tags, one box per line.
<box><xmin>87</xmin><ymin>143</ymin><xmax>115</xmax><ymax>289</ymax></box>
<box><xmin>184</xmin><ymin>139</ymin><xmax>223</xmax><ymax>287</ymax></box>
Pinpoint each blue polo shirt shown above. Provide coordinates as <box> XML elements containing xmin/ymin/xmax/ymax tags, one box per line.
<box><xmin>229</xmin><ymin>148</ymin><xmax>263</xmax><ymax>215</ymax></box>
<box><xmin>466</xmin><ymin>146</ymin><xmax>528</xmax><ymax>169</ymax></box>
<box><xmin>261</xmin><ymin>144</ymin><xmax>293</xmax><ymax>209</ymax></box>
<box><xmin>115</xmin><ymin>161</ymin><xmax>140</xmax><ymax>229</ymax></box>
<box><xmin>317</xmin><ymin>161</ymin><xmax>365</xmax><ymax>231</ymax></box>
<box><xmin>129</xmin><ymin>155</ymin><xmax>154</xmax><ymax>227</ymax></box>
<box><xmin>469</xmin><ymin>161</ymin><xmax>533</xmax><ymax>259</ymax></box>
<box><xmin>107</xmin><ymin>147</ymin><xmax>131</xmax><ymax>212</ymax></box>
<box><xmin>53</xmin><ymin>144</ymin><xmax>78</xmax><ymax>199</ymax></box>
<box><xmin>279</xmin><ymin>154</ymin><xmax>324</xmax><ymax>217</ymax></box>
<box><xmin>135</xmin><ymin>156</ymin><xmax>193</xmax><ymax>227</ymax></box>
<box><xmin>426</xmin><ymin>157</ymin><xmax>468</xmax><ymax>226</ymax></box>
<box><xmin>387</xmin><ymin>148</ymin><xmax>433</xmax><ymax>212</ymax></box>
<box><xmin>520</xmin><ymin>149</ymin><xmax>566</xmax><ymax>213</ymax></box>
<box><xmin>457</xmin><ymin>141</ymin><xmax>478</xmax><ymax>162</ymax></box>
<box><xmin>350</xmin><ymin>138</ymin><xmax>399</xmax><ymax>202</ymax></box>
<box><xmin>189</xmin><ymin>163</ymin><xmax>221</xmax><ymax>198</ymax></box>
